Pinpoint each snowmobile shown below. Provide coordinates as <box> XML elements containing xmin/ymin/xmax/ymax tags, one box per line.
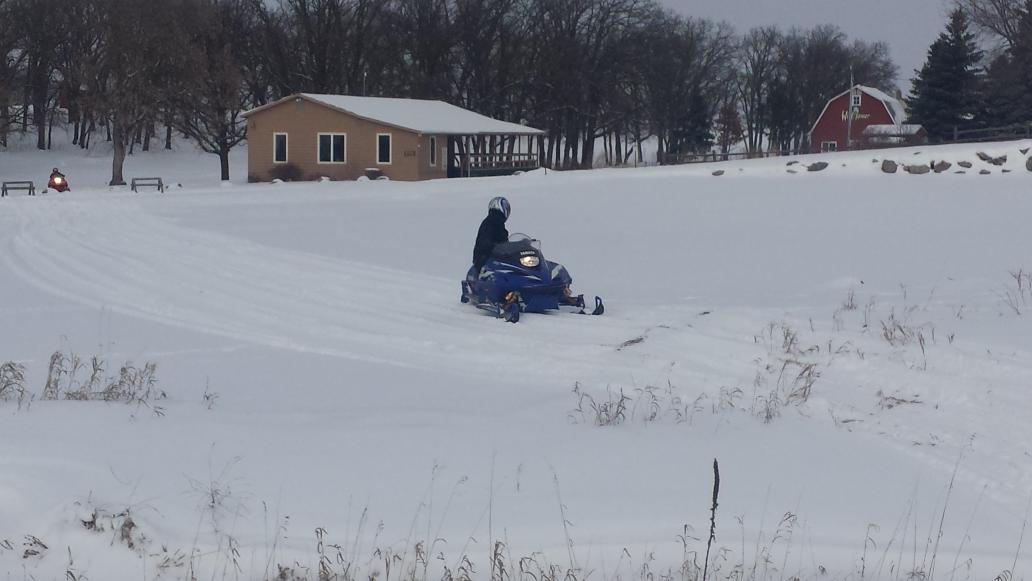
<box><xmin>47</xmin><ymin>168</ymin><xmax>70</xmax><ymax>193</ymax></box>
<box><xmin>461</xmin><ymin>233</ymin><xmax>604</xmax><ymax>323</ymax></box>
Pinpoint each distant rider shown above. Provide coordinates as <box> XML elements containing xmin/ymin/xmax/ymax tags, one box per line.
<box><xmin>472</xmin><ymin>196</ymin><xmax>510</xmax><ymax>271</ymax></box>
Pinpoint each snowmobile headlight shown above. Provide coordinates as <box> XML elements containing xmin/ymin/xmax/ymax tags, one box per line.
<box><xmin>53</xmin><ymin>177</ymin><xmax>63</xmax><ymax>184</ymax></box>
<box><xmin>520</xmin><ymin>255</ymin><xmax>540</xmax><ymax>268</ymax></box>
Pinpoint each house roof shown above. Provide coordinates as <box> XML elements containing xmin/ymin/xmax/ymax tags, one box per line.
<box><xmin>809</xmin><ymin>84</ymin><xmax>908</xmax><ymax>136</ymax></box>
<box><xmin>243</xmin><ymin>94</ymin><xmax>544</xmax><ymax>136</ymax></box>
<box><xmin>863</xmin><ymin>124</ymin><xmax>925</xmax><ymax>136</ymax></box>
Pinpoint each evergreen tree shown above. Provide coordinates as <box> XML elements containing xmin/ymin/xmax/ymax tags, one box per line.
<box><xmin>1007</xmin><ymin>0</ymin><xmax>1032</xmax><ymax>122</ymax></box>
<box><xmin>908</xmin><ymin>8</ymin><xmax>983</xmax><ymax>142</ymax></box>
<box><xmin>982</xmin><ymin>53</ymin><xmax>1024</xmax><ymax>127</ymax></box>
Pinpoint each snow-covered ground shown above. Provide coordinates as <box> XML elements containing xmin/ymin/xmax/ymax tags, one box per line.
<box><xmin>1</xmin><ymin>137</ymin><xmax>1031</xmax><ymax>580</ymax></box>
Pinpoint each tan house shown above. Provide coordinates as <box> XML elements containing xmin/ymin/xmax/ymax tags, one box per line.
<box><xmin>243</xmin><ymin>94</ymin><xmax>545</xmax><ymax>182</ymax></box>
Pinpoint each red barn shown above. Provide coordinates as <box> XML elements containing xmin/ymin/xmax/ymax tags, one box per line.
<box><xmin>809</xmin><ymin>85</ymin><xmax>910</xmax><ymax>153</ymax></box>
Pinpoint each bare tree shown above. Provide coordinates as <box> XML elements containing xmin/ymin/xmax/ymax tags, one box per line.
<box><xmin>173</xmin><ymin>0</ymin><xmax>252</xmax><ymax>181</ymax></box>
<box><xmin>736</xmin><ymin>26</ymin><xmax>781</xmax><ymax>154</ymax></box>
<box><xmin>393</xmin><ymin>0</ymin><xmax>455</xmax><ymax>99</ymax></box>
<box><xmin>0</xmin><ymin>0</ymin><xmax>26</xmax><ymax>146</ymax></box>
<box><xmin>95</xmin><ymin>0</ymin><xmax>189</xmax><ymax>185</ymax></box>
<box><xmin>955</xmin><ymin>0</ymin><xmax>1024</xmax><ymax>47</ymax></box>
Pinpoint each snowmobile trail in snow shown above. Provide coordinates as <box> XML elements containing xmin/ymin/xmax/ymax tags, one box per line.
<box><xmin>0</xmin><ymin>196</ymin><xmax>724</xmax><ymax>388</ymax></box>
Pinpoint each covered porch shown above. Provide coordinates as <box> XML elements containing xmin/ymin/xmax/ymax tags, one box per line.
<box><xmin>447</xmin><ymin>132</ymin><xmax>542</xmax><ymax>178</ymax></box>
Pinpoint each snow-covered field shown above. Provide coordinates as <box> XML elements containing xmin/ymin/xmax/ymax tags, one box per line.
<box><xmin>1</xmin><ymin>138</ymin><xmax>1031</xmax><ymax>580</ymax></box>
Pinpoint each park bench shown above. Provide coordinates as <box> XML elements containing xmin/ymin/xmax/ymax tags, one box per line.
<box><xmin>131</xmin><ymin>177</ymin><xmax>164</xmax><ymax>193</ymax></box>
<box><xmin>1</xmin><ymin>181</ymin><xmax>36</xmax><ymax>197</ymax></box>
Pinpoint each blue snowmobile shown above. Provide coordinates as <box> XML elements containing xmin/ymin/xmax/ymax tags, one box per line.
<box><xmin>461</xmin><ymin>233</ymin><xmax>604</xmax><ymax>323</ymax></box>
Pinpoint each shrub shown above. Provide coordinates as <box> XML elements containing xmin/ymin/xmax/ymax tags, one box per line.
<box><xmin>268</xmin><ymin>162</ymin><xmax>304</xmax><ymax>182</ymax></box>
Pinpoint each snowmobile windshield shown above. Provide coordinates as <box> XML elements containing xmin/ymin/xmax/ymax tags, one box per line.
<box><xmin>507</xmin><ymin>233</ymin><xmax>541</xmax><ymax>250</ymax></box>
<box><xmin>491</xmin><ymin>235</ymin><xmax>544</xmax><ymax>266</ymax></box>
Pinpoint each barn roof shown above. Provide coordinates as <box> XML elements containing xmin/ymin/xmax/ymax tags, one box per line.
<box><xmin>244</xmin><ymin>94</ymin><xmax>544</xmax><ymax>136</ymax></box>
<box><xmin>856</xmin><ymin>86</ymin><xmax>907</xmax><ymax>124</ymax></box>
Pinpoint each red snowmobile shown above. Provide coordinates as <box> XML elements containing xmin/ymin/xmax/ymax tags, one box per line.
<box><xmin>48</xmin><ymin>168</ymin><xmax>70</xmax><ymax>193</ymax></box>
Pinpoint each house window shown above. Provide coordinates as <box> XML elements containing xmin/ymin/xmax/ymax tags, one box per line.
<box><xmin>273</xmin><ymin>133</ymin><xmax>288</xmax><ymax>163</ymax></box>
<box><xmin>851</xmin><ymin>92</ymin><xmax>862</xmax><ymax>109</ymax></box>
<box><xmin>318</xmin><ymin>133</ymin><xmax>346</xmax><ymax>164</ymax></box>
<box><xmin>377</xmin><ymin>133</ymin><xmax>392</xmax><ymax>165</ymax></box>
<box><xmin>821</xmin><ymin>141</ymin><xmax>838</xmax><ymax>152</ymax></box>
<box><xmin>429</xmin><ymin>136</ymin><xmax>437</xmax><ymax>166</ymax></box>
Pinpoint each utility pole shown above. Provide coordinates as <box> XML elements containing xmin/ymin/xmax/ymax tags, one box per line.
<box><xmin>846</xmin><ymin>66</ymin><xmax>855</xmax><ymax>150</ymax></box>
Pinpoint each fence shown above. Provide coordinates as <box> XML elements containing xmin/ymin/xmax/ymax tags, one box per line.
<box><xmin>950</xmin><ymin>123</ymin><xmax>1032</xmax><ymax>144</ymax></box>
<box><xmin>657</xmin><ymin>150</ymin><xmax>801</xmax><ymax>165</ymax></box>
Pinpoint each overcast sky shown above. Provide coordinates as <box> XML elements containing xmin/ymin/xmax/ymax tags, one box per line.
<box><xmin>658</xmin><ymin>0</ymin><xmax>954</xmax><ymax>90</ymax></box>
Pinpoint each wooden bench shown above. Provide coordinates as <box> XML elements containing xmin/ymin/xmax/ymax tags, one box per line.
<box><xmin>131</xmin><ymin>177</ymin><xmax>164</xmax><ymax>193</ymax></box>
<box><xmin>1</xmin><ymin>181</ymin><xmax>35</xmax><ymax>197</ymax></box>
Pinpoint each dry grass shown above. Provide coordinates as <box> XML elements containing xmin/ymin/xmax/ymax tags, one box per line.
<box><xmin>0</xmin><ymin>350</ymin><xmax>166</xmax><ymax>415</ymax></box>
<box><xmin>0</xmin><ymin>361</ymin><xmax>28</xmax><ymax>407</ymax></box>
<box><xmin>999</xmin><ymin>269</ymin><xmax>1032</xmax><ymax>315</ymax></box>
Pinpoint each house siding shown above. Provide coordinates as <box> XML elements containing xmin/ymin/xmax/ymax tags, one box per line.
<box><xmin>246</xmin><ymin>98</ymin><xmax>427</xmax><ymax>182</ymax></box>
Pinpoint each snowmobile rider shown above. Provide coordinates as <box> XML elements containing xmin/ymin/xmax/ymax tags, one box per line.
<box><xmin>472</xmin><ymin>196</ymin><xmax>511</xmax><ymax>271</ymax></box>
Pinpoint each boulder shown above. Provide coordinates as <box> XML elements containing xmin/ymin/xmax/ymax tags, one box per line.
<box><xmin>1003</xmin><ymin>169</ymin><xmax>1012</xmax><ymax>173</ymax></box>
<box><xmin>712</xmin><ymin>170</ymin><xmax>725</xmax><ymax>176</ymax></box>
<box><xmin>979</xmin><ymin>169</ymin><xmax>991</xmax><ymax>175</ymax></box>
<box><xmin>954</xmin><ymin>171</ymin><xmax>966</xmax><ymax>174</ymax></box>
<box><xmin>978</xmin><ymin>152</ymin><xmax>1007</xmax><ymax>166</ymax></box>
<box><xmin>786</xmin><ymin>169</ymin><xmax>798</xmax><ymax>174</ymax></box>
<box><xmin>881</xmin><ymin>160</ymin><xmax>898</xmax><ymax>174</ymax></box>
<box><xmin>808</xmin><ymin>161</ymin><xmax>829</xmax><ymax>172</ymax></box>
<box><xmin>905</xmin><ymin>164</ymin><xmax>931</xmax><ymax>175</ymax></box>
<box><xmin>958</xmin><ymin>161</ymin><xmax>973</xmax><ymax>168</ymax></box>
<box><xmin>1027</xmin><ymin>156</ymin><xmax>1032</xmax><ymax>172</ymax></box>
<box><xmin>933</xmin><ymin>161</ymin><xmax>952</xmax><ymax>173</ymax></box>
<box><xmin>786</xmin><ymin>160</ymin><xmax>800</xmax><ymax>166</ymax></box>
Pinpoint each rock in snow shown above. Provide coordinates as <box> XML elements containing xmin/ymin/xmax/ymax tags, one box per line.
<box><xmin>808</xmin><ymin>162</ymin><xmax>829</xmax><ymax>172</ymax></box>
<box><xmin>933</xmin><ymin>161</ymin><xmax>952</xmax><ymax>173</ymax></box>
<box><xmin>881</xmin><ymin>160</ymin><xmax>898</xmax><ymax>174</ymax></box>
<box><xmin>958</xmin><ymin>161</ymin><xmax>973</xmax><ymax>168</ymax></box>
<box><xmin>712</xmin><ymin>170</ymin><xmax>725</xmax><ymax>176</ymax></box>
<box><xmin>977</xmin><ymin>152</ymin><xmax>1007</xmax><ymax>166</ymax></box>
<box><xmin>905</xmin><ymin>164</ymin><xmax>930</xmax><ymax>175</ymax></box>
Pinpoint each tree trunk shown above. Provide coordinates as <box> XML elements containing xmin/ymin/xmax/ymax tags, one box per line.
<box><xmin>219</xmin><ymin>142</ymin><xmax>230</xmax><ymax>181</ymax></box>
<box><xmin>0</xmin><ymin>105</ymin><xmax>7</xmax><ymax>147</ymax></box>
<box><xmin>34</xmin><ymin>101</ymin><xmax>46</xmax><ymax>150</ymax></box>
<box><xmin>165</xmin><ymin>122</ymin><xmax>173</xmax><ymax>150</ymax></box>
<box><xmin>110</xmin><ymin>121</ymin><xmax>127</xmax><ymax>186</ymax></box>
<box><xmin>46</xmin><ymin>104</ymin><xmax>55</xmax><ymax>149</ymax></box>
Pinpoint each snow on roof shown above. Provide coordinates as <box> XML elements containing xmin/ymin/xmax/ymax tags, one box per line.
<box><xmin>244</xmin><ymin>94</ymin><xmax>544</xmax><ymax>136</ymax></box>
<box><xmin>857</xmin><ymin>85</ymin><xmax>907</xmax><ymax>124</ymax></box>
<box><xmin>863</xmin><ymin>124</ymin><xmax>924</xmax><ymax>136</ymax></box>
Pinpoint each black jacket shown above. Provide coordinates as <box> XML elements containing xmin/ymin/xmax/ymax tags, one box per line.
<box><xmin>472</xmin><ymin>209</ymin><xmax>509</xmax><ymax>269</ymax></box>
